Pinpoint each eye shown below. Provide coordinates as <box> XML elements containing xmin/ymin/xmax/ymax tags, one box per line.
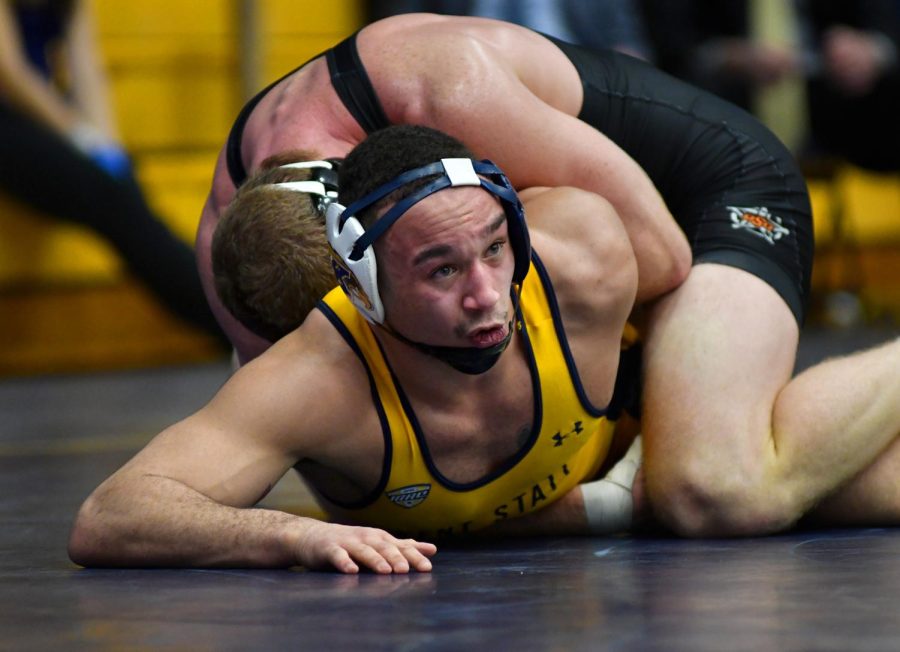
<box><xmin>485</xmin><ymin>240</ymin><xmax>505</xmax><ymax>257</ymax></box>
<box><xmin>431</xmin><ymin>264</ymin><xmax>455</xmax><ymax>279</ymax></box>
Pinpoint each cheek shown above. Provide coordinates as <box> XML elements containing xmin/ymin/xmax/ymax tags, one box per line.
<box><xmin>388</xmin><ymin>283</ymin><xmax>458</xmax><ymax>333</ymax></box>
<box><xmin>404</xmin><ymin>287</ymin><xmax>450</xmax><ymax>323</ymax></box>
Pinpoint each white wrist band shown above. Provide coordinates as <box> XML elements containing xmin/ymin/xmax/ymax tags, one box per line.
<box><xmin>582</xmin><ymin>435</ymin><xmax>642</xmax><ymax>535</ymax></box>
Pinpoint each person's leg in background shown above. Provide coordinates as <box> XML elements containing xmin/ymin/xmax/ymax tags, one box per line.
<box><xmin>0</xmin><ymin>100</ymin><xmax>224</xmax><ymax>339</ymax></box>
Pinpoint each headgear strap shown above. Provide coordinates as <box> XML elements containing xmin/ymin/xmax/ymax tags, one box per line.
<box><xmin>271</xmin><ymin>160</ymin><xmax>340</xmax><ymax>214</ymax></box>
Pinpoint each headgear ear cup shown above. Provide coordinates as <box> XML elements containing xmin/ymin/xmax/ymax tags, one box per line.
<box><xmin>325</xmin><ymin>201</ymin><xmax>385</xmax><ymax>323</ymax></box>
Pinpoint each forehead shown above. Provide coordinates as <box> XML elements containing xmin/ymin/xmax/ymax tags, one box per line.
<box><xmin>383</xmin><ymin>186</ymin><xmax>504</xmax><ymax>246</ymax></box>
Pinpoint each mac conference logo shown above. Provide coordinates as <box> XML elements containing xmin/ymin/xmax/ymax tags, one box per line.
<box><xmin>386</xmin><ymin>484</ymin><xmax>432</xmax><ymax>509</ymax></box>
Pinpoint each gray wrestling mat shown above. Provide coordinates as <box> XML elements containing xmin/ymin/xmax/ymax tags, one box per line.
<box><xmin>1</xmin><ymin>325</ymin><xmax>898</xmax><ymax>651</ymax></box>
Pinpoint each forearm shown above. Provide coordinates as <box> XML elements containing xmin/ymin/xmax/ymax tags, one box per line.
<box><xmin>68</xmin><ymin>475</ymin><xmax>303</xmax><ymax>568</ymax></box>
<box><xmin>70</xmin><ymin>473</ymin><xmax>437</xmax><ymax>573</ymax></box>
<box><xmin>558</xmin><ymin>140</ymin><xmax>691</xmax><ymax>304</ymax></box>
<box><xmin>609</xmin><ymin>181</ymin><xmax>690</xmax><ymax>304</ymax></box>
<box><xmin>0</xmin><ymin>63</ymin><xmax>79</xmax><ymax>134</ymax></box>
<box><xmin>65</xmin><ymin>0</ymin><xmax>119</xmax><ymax>139</ymax></box>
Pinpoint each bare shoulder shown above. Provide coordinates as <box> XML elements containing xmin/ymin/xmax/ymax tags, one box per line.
<box><xmin>526</xmin><ymin>187</ymin><xmax>633</xmax><ymax>273</ymax></box>
<box><xmin>93</xmin><ymin>309</ymin><xmax>374</xmax><ymax>510</ymax></box>
<box><xmin>525</xmin><ymin>187</ymin><xmax>637</xmax><ymax>327</ymax></box>
<box><xmin>359</xmin><ymin>14</ymin><xmax>580</xmax><ymax>124</ymax></box>
<box><xmin>212</xmin><ymin>310</ymin><xmax>372</xmax><ymax>456</ymax></box>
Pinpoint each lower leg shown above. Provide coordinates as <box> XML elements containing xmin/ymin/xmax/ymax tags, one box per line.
<box><xmin>803</xmin><ymin>428</ymin><xmax>900</xmax><ymax>527</ymax></box>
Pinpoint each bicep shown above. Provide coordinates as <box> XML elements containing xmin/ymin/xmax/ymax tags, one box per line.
<box><xmin>528</xmin><ymin>189</ymin><xmax>637</xmax><ymax>403</ymax></box>
<box><xmin>112</xmin><ymin>380</ymin><xmax>300</xmax><ymax>508</ymax></box>
<box><xmin>527</xmin><ymin>188</ymin><xmax>638</xmax><ymax>328</ymax></box>
<box><xmin>418</xmin><ymin>70</ymin><xmax>686</xmax><ymax>285</ymax></box>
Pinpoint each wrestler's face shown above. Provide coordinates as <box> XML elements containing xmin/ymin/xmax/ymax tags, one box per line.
<box><xmin>378</xmin><ymin>187</ymin><xmax>515</xmax><ymax>349</ymax></box>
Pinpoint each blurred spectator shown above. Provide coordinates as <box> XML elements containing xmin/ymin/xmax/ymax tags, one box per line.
<box><xmin>368</xmin><ymin>0</ymin><xmax>653</xmax><ymax>60</ymax></box>
<box><xmin>0</xmin><ymin>0</ymin><xmax>224</xmax><ymax>338</ymax></box>
<box><xmin>640</xmin><ymin>0</ymin><xmax>900</xmax><ymax>171</ymax></box>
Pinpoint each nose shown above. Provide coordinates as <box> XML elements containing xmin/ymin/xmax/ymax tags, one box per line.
<box><xmin>461</xmin><ymin>261</ymin><xmax>502</xmax><ymax>312</ymax></box>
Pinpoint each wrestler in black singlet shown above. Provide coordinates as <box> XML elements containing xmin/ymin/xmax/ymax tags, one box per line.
<box><xmin>225</xmin><ymin>32</ymin><xmax>814</xmax><ymax>324</ymax></box>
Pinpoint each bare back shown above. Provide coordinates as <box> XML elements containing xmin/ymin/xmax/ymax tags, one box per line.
<box><xmin>359</xmin><ymin>14</ymin><xmax>584</xmax><ymax>119</ymax></box>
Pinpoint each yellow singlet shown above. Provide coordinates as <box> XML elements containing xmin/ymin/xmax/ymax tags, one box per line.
<box><xmin>315</xmin><ymin>254</ymin><xmax>620</xmax><ymax>539</ymax></box>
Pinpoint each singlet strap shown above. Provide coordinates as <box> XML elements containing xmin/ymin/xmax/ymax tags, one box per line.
<box><xmin>326</xmin><ymin>32</ymin><xmax>391</xmax><ymax>135</ymax></box>
<box><xmin>225</xmin><ymin>48</ymin><xmax>329</xmax><ymax>188</ymax></box>
<box><xmin>226</xmin><ymin>78</ymin><xmax>277</xmax><ymax>187</ymax></box>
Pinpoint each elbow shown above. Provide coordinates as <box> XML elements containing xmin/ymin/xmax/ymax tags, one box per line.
<box><xmin>664</xmin><ymin>243</ymin><xmax>693</xmax><ymax>294</ymax></box>
<box><xmin>637</xmin><ymin>238</ymin><xmax>692</xmax><ymax>304</ymax></box>
<box><xmin>68</xmin><ymin>495</ymin><xmax>112</xmax><ymax>567</ymax></box>
<box><xmin>658</xmin><ymin>229</ymin><xmax>693</xmax><ymax>296</ymax></box>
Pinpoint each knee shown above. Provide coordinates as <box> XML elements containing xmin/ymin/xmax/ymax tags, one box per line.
<box><xmin>646</xmin><ymin>458</ymin><xmax>801</xmax><ymax>537</ymax></box>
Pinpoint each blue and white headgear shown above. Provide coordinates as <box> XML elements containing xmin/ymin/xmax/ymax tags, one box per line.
<box><xmin>325</xmin><ymin>157</ymin><xmax>530</xmax><ymax>324</ymax></box>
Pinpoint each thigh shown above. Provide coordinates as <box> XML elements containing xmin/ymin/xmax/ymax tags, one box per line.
<box><xmin>641</xmin><ymin>263</ymin><xmax>799</xmax><ymax>481</ymax></box>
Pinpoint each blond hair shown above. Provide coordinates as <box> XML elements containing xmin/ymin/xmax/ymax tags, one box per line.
<box><xmin>212</xmin><ymin>152</ymin><xmax>336</xmax><ymax>341</ymax></box>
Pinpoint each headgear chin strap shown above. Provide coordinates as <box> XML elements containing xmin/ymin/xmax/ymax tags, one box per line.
<box><xmin>326</xmin><ymin>157</ymin><xmax>530</xmax><ymax>374</ymax></box>
<box><xmin>384</xmin><ymin>289</ymin><xmax>520</xmax><ymax>375</ymax></box>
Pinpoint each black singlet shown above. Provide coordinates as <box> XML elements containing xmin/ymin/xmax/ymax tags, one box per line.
<box><xmin>549</xmin><ymin>37</ymin><xmax>813</xmax><ymax>324</ymax></box>
<box><xmin>225</xmin><ymin>31</ymin><xmax>814</xmax><ymax>324</ymax></box>
<box><xmin>225</xmin><ymin>33</ymin><xmax>388</xmax><ymax>189</ymax></box>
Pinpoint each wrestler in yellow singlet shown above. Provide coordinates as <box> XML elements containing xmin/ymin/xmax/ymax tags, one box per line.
<box><xmin>314</xmin><ymin>253</ymin><xmax>632</xmax><ymax>540</ymax></box>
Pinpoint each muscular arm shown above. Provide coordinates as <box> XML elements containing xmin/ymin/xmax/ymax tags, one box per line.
<box><xmin>68</xmin><ymin>328</ymin><xmax>436</xmax><ymax>572</ymax></box>
<box><xmin>376</xmin><ymin>35</ymin><xmax>690</xmax><ymax>303</ymax></box>
<box><xmin>479</xmin><ymin>188</ymin><xmax>647</xmax><ymax>538</ymax></box>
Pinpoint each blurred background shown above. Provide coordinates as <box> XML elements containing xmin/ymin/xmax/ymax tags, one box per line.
<box><xmin>0</xmin><ymin>0</ymin><xmax>897</xmax><ymax>377</ymax></box>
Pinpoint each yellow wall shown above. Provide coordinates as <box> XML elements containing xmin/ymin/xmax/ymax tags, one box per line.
<box><xmin>0</xmin><ymin>0</ymin><xmax>363</xmax><ymax>287</ymax></box>
<box><xmin>809</xmin><ymin>168</ymin><xmax>900</xmax><ymax>246</ymax></box>
<box><xmin>1</xmin><ymin>0</ymin><xmax>897</xmax><ymax>310</ymax></box>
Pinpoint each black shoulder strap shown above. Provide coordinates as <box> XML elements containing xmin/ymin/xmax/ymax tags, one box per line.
<box><xmin>326</xmin><ymin>32</ymin><xmax>391</xmax><ymax>134</ymax></box>
<box><xmin>226</xmin><ymin>62</ymin><xmax>307</xmax><ymax>187</ymax></box>
<box><xmin>225</xmin><ymin>92</ymin><xmax>260</xmax><ymax>188</ymax></box>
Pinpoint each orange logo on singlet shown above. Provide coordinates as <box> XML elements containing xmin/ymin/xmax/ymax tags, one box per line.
<box><xmin>727</xmin><ymin>206</ymin><xmax>790</xmax><ymax>245</ymax></box>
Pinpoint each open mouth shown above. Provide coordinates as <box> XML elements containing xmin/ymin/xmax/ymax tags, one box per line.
<box><xmin>468</xmin><ymin>323</ymin><xmax>509</xmax><ymax>348</ymax></box>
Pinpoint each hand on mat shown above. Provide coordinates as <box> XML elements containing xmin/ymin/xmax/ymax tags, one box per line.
<box><xmin>295</xmin><ymin>520</ymin><xmax>437</xmax><ymax>574</ymax></box>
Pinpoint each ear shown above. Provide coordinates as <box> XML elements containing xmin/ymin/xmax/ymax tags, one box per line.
<box><xmin>325</xmin><ymin>202</ymin><xmax>385</xmax><ymax>323</ymax></box>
